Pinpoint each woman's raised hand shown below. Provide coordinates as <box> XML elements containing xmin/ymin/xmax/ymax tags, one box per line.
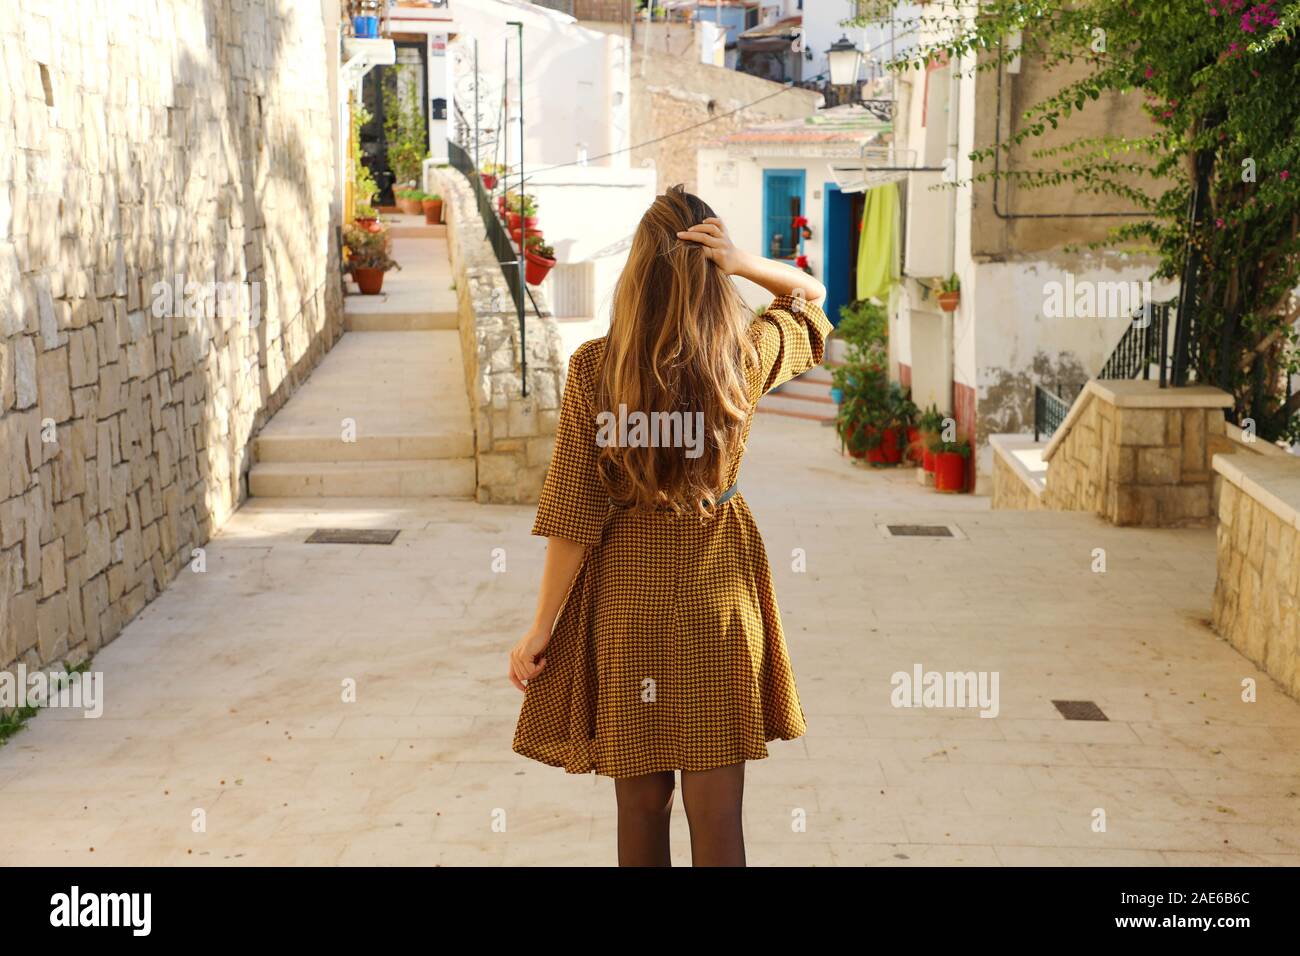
<box><xmin>676</xmin><ymin>217</ymin><xmax>747</xmax><ymax>275</ymax></box>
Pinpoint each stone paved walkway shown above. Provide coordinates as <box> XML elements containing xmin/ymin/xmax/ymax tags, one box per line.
<box><xmin>2</xmin><ymin>416</ymin><xmax>1299</xmax><ymax>866</ymax></box>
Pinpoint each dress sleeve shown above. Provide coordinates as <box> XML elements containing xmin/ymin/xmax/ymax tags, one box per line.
<box><xmin>531</xmin><ymin>344</ymin><xmax>610</xmax><ymax>546</ymax></box>
<box><xmin>748</xmin><ymin>293</ymin><xmax>834</xmax><ymax>400</ymax></box>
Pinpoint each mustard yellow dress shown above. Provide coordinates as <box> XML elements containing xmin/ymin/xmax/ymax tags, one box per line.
<box><xmin>513</xmin><ymin>294</ymin><xmax>833</xmax><ymax>778</ymax></box>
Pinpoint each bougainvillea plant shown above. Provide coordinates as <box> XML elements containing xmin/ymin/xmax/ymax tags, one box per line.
<box><xmin>854</xmin><ymin>1</ymin><xmax>1300</xmax><ymax>439</ymax></box>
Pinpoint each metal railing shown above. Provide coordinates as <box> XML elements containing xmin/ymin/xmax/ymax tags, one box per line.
<box><xmin>1033</xmin><ymin>382</ymin><xmax>1083</xmax><ymax>442</ymax></box>
<box><xmin>448</xmin><ymin>139</ymin><xmax>542</xmax><ymax>394</ymax></box>
<box><xmin>1097</xmin><ymin>300</ymin><xmax>1176</xmax><ymax>384</ymax></box>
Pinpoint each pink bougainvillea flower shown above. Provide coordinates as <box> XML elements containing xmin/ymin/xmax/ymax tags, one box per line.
<box><xmin>1144</xmin><ymin>66</ymin><xmax>1154</xmax><ymax>79</ymax></box>
<box><xmin>1216</xmin><ymin>218</ymin><xmax>1225</xmax><ymax>228</ymax></box>
<box><xmin>1282</xmin><ymin>171</ymin><xmax>1291</xmax><ymax>181</ymax></box>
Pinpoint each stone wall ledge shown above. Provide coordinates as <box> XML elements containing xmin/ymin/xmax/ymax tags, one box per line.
<box><xmin>1213</xmin><ymin>452</ymin><xmax>1300</xmax><ymax>530</ymax></box>
<box><xmin>989</xmin><ymin>434</ymin><xmax>1047</xmax><ymax>499</ymax></box>
<box><xmin>1045</xmin><ymin>380</ymin><xmax>1234</xmax><ymax>461</ymax></box>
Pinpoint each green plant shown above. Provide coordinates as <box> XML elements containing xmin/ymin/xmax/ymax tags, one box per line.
<box><xmin>928</xmin><ymin>437</ymin><xmax>971</xmax><ymax>458</ymax></box>
<box><xmin>937</xmin><ymin>274</ymin><xmax>961</xmax><ymax>294</ymax></box>
<box><xmin>481</xmin><ymin>162</ymin><xmax>507</xmax><ymax>176</ymax></box>
<box><xmin>525</xmin><ymin>235</ymin><xmax>555</xmax><ymax>259</ymax></box>
<box><xmin>917</xmin><ymin>404</ymin><xmax>946</xmax><ymax>435</ymax></box>
<box><xmin>833</xmin><ymin>348</ymin><xmax>891</xmax><ymax>453</ymax></box>
<box><xmin>507</xmin><ymin>193</ymin><xmax>538</xmax><ymax>217</ymax></box>
<box><xmin>350</xmin><ymin>104</ymin><xmax>380</xmax><ymax>214</ymax></box>
<box><xmin>889</xmin><ymin>382</ymin><xmax>920</xmax><ymax>430</ymax></box>
<box><xmin>834</xmin><ymin>299</ymin><xmax>888</xmax><ymax>360</ymax></box>
<box><xmin>383</xmin><ymin>65</ymin><xmax>429</xmax><ymax>187</ymax></box>
<box><xmin>1</xmin><ymin>658</ymin><xmax>94</xmax><ymax>746</ymax></box>
<box><xmin>343</xmin><ymin>224</ymin><xmax>401</xmax><ymax>273</ymax></box>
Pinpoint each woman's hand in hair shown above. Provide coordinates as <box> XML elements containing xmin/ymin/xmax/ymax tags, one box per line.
<box><xmin>676</xmin><ymin>218</ymin><xmax>746</xmax><ymax>275</ymax></box>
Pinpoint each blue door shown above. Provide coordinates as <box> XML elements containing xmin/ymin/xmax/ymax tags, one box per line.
<box><xmin>762</xmin><ymin>169</ymin><xmax>805</xmax><ymax>260</ymax></box>
<box><xmin>823</xmin><ymin>184</ymin><xmax>856</xmax><ymax>326</ymax></box>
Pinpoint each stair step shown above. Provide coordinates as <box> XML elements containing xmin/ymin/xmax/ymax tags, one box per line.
<box><xmin>249</xmin><ymin>459</ymin><xmax>476</xmax><ymax>498</ymax></box>
<box><xmin>757</xmin><ymin>393</ymin><xmax>837</xmax><ymax>421</ymax></box>
<box><xmin>255</xmin><ymin>432</ymin><xmax>474</xmax><ymax>462</ymax></box>
<box><xmin>343</xmin><ymin>311</ymin><xmax>459</xmax><ymax>331</ymax></box>
<box><xmin>774</xmin><ymin>379</ymin><xmax>835</xmax><ymax>402</ymax></box>
<box><xmin>387</xmin><ymin>223</ymin><xmax>447</xmax><ymax>239</ymax></box>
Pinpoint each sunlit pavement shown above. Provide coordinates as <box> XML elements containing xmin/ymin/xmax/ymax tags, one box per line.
<box><xmin>2</xmin><ymin>414</ymin><xmax>1299</xmax><ymax>866</ymax></box>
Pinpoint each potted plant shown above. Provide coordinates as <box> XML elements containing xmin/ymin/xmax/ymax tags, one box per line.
<box><xmin>524</xmin><ymin>236</ymin><xmax>557</xmax><ymax>285</ymax></box>
<box><xmin>343</xmin><ymin>223</ymin><xmax>401</xmax><ymax>295</ymax></box>
<box><xmin>833</xmin><ymin>350</ymin><xmax>890</xmax><ymax>460</ymax></box>
<box><xmin>395</xmin><ymin>188</ymin><xmax>424</xmax><ymax>215</ymax></box>
<box><xmin>890</xmin><ymin>383</ymin><xmax>920</xmax><ymax>465</ymax></box>
<box><xmin>930</xmin><ymin>438</ymin><xmax>971</xmax><ymax>492</ymax></box>
<box><xmin>916</xmin><ymin>405</ymin><xmax>945</xmax><ymax>471</ymax></box>
<box><xmin>353</xmin><ymin>202</ymin><xmax>382</xmax><ymax>234</ymax></box>
<box><xmin>421</xmin><ymin>192</ymin><xmax>443</xmax><ymax>224</ymax></box>
<box><xmin>936</xmin><ymin>274</ymin><xmax>961</xmax><ymax>312</ymax></box>
<box><xmin>507</xmin><ymin>193</ymin><xmax>538</xmax><ymax>231</ymax></box>
<box><xmin>480</xmin><ymin>163</ymin><xmax>505</xmax><ymax>191</ymax></box>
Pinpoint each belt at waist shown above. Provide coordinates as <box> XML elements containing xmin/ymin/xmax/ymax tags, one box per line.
<box><xmin>610</xmin><ymin>482</ymin><xmax>739</xmax><ymax>510</ymax></box>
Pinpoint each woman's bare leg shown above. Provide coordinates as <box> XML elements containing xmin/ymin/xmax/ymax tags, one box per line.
<box><xmin>614</xmin><ymin>770</ymin><xmax>675</xmax><ymax>866</ymax></box>
<box><xmin>680</xmin><ymin>762</ymin><xmax>746</xmax><ymax>867</ymax></box>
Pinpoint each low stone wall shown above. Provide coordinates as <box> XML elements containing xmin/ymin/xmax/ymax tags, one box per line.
<box><xmin>434</xmin><ymin>168</ymin><xmax>564</xmax><ymax>504</ymax></box>
<box><xmin>989</xmin><ymin>437</ymin><xmax>1046</xmax><ymax>511</ymax></box>
<box><xmin>1</xmin><ymin>0</ymin><xmax>342</xmax><ymax>676</ymax></box>
<box><xmin>1042</xmin><ymin>380</ymin><xmax>1233</xmax><ymax>527</ymax></box>
<box><xmin>1212</xmin><ymin>453</ymin><xmax>1300</xmax><ymax>700</ymax></box>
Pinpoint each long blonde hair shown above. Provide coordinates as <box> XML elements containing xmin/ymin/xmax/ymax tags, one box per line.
<box><xmin>594</xmin><ymin>185</ymin><xmax>758</xmax><ymax>515</ymax></box>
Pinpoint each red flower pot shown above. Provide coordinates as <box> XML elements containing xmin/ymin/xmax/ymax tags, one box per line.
<box><xmin>497</xmin><ymin>196</ymin><xmax>507</xmax><ymax>216</ymax></box>
<box><xmin>355</xmin><ymin>217</ymin><xmax>382</xmax><ymax>233</ymax></box>
<box><xmin>507</xmin><ymin>212</ymin><xmax>538</xmax><ymax>230</ymax></box>
<box><xmin>937</xmin><ymin>291</ymin><xmax>960</xmax><ymax>312</ymax></box>
<box><xmin>353</xmin><ymin>267</ymin><xmax>386</xmax><ymax>295</ymax></box>
<box><xmin>934</xmin><ymin>451</ymin><xmax>967</xmax><ymax>492</ymax></box>
<box><xmin>524</xmin><ymin>250</ymin><xmax>556</xmax><ymax>285</ymax></box>
<box><xmin>866</xmin><ymin>427</ymin><xmax>901</xmax><ymax>465</ymax></box>
<box><xmin>422</xmin><ymin>199</ymin><xmax>443</xmax><ymax>224</ymax></box>
<box><xmin>481</xmin><ymin>173</ymin><xmax>498</xmax><ymax>190</ymax></box>
<box><xmin>922</xmin><ymin>448</ymin><xmax>936</xmax><ymax>472</ymax></box>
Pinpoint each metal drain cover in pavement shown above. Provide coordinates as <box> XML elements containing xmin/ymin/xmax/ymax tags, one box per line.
<box><xmin>306</xmin><ymin>528</ymin><xmax>400</xmax><ymax>545</ymax></box>
<box><xmin>1053</xmin><ymin>700</ymin><xmax>1108</xmax><ymax>721</ymax></box>
<box><xmin>886</xmin><ymin>524</ymin><xmax>955</xmax><ymax>538</ymax></box>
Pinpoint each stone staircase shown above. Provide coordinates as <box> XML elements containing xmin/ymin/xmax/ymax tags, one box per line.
<box><xmin>249</xmin><ymin>219</ymin><xmax>476</xmax><ymax>498</ymax></box>
<box><xmin>756</xmin><ymin>336</ymin><xmax>844</xmax><ymax>423</ymax></box>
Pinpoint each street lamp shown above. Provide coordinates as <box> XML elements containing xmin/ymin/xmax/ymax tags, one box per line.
<box><xmin>826</xmin><ymin>35</ymin><xmax>862</xmax><ymax>87</ymax></box>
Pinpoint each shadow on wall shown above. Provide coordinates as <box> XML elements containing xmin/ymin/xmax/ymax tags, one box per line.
<box><xmin>0</xmin><ymin>0</ymin><xmax>340</xmax><ymax>673</ymax></box>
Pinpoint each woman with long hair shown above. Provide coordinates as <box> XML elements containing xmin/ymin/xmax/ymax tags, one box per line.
<box><xmin>509</xmin><ymin>185</ymin><xmax>830</xmax><ymax>866</ymax></box>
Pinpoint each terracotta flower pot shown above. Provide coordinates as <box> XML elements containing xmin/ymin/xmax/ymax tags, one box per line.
<box><xmin>510</xmin><ymin>226</ymin><xmax>543</xmax><ymax>245</ymax></box>
<box><xmin>422</xmin><ymin>198</ymin><xmax>443</xmax><ymax>224</ymax></box>
<box><xmin>934</xmin><ymin>451</ymin><xmax>967</xmax><ymax>492</ymax></box>
<box><xmin>937</xmin><ymin>291</ymin><xmax>960</xmax><ymax>312</ymax></box>
<box><xmin>354</xmin><ymin>217</ymin><xmax>382</xmax><ymax>234</ymax></box>
<box><xmin>524</xmin><ymin>250</ymin><xmax>556</xmax><ymax>285</ymax></box>
<box><xmin>398</xmin><ymin>197</ymin><xmax>423</xmax><ymax>215</ymax></box>
<box><xmin>353</xmin><ymin>267</ymin><xmax>386</xmax><ymax>295</ymax></box>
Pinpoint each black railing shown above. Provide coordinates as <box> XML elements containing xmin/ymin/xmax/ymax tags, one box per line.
<box><xmin>448</xmin><ymin>139</ymin><xmax>542</xmax><ymax>394</ymax></box>
<box><xmin>1097</xmin><ymin>300</ymin><xmax>1176</xmax><ymax>383</ymax></box>
<box><xmin>1033</xmin><ymin>382</ymin><xmax>1083</xmax><ymax>442</ymax></box>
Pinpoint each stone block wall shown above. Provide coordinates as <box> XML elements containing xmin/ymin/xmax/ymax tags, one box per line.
<box><xmin>435</xmin><ymin>168</ymin><xmax>564</xmax><ymax>504</ymax></box>
<box><xmin>990</xmin><ymin>448</ymin><xmax>1044</xmax><ymax>512</ymax></box>
<box><xmin>1041</xmin><ymin>381</ymin><xmax>1232</xmax><ymax>527</ymax></box>
<box><xmin>1212</xmin><ymin>454</ymin><xmax>1300</xmax><ymax>700</ymax></box>
<box><xmin>0</xmin><ymin>1</ymin><xmax>342</xmax><ymax>675</ymax></box>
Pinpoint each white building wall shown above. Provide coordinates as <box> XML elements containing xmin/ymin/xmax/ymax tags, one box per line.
<box><xmin>696</xmin><ymin>146</ymin><xmax>845</xmax><ymax>311</ymax></box>
<box><xmin>801</xmin><ymin>0</ymin><xmax>923</xmax><ymax>84</ymax></box>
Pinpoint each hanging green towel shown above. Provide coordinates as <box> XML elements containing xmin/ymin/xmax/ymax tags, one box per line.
<box><xmin>856</xmin><ymin>182</ymin><xmax>900</xmax><ymax>301</ymax></box>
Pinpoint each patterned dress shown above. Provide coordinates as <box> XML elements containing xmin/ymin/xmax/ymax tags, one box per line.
<box><xmin>513</xmin><ymin>293</ymin><xmax>833</xmax><ymax>778</ymax></box>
